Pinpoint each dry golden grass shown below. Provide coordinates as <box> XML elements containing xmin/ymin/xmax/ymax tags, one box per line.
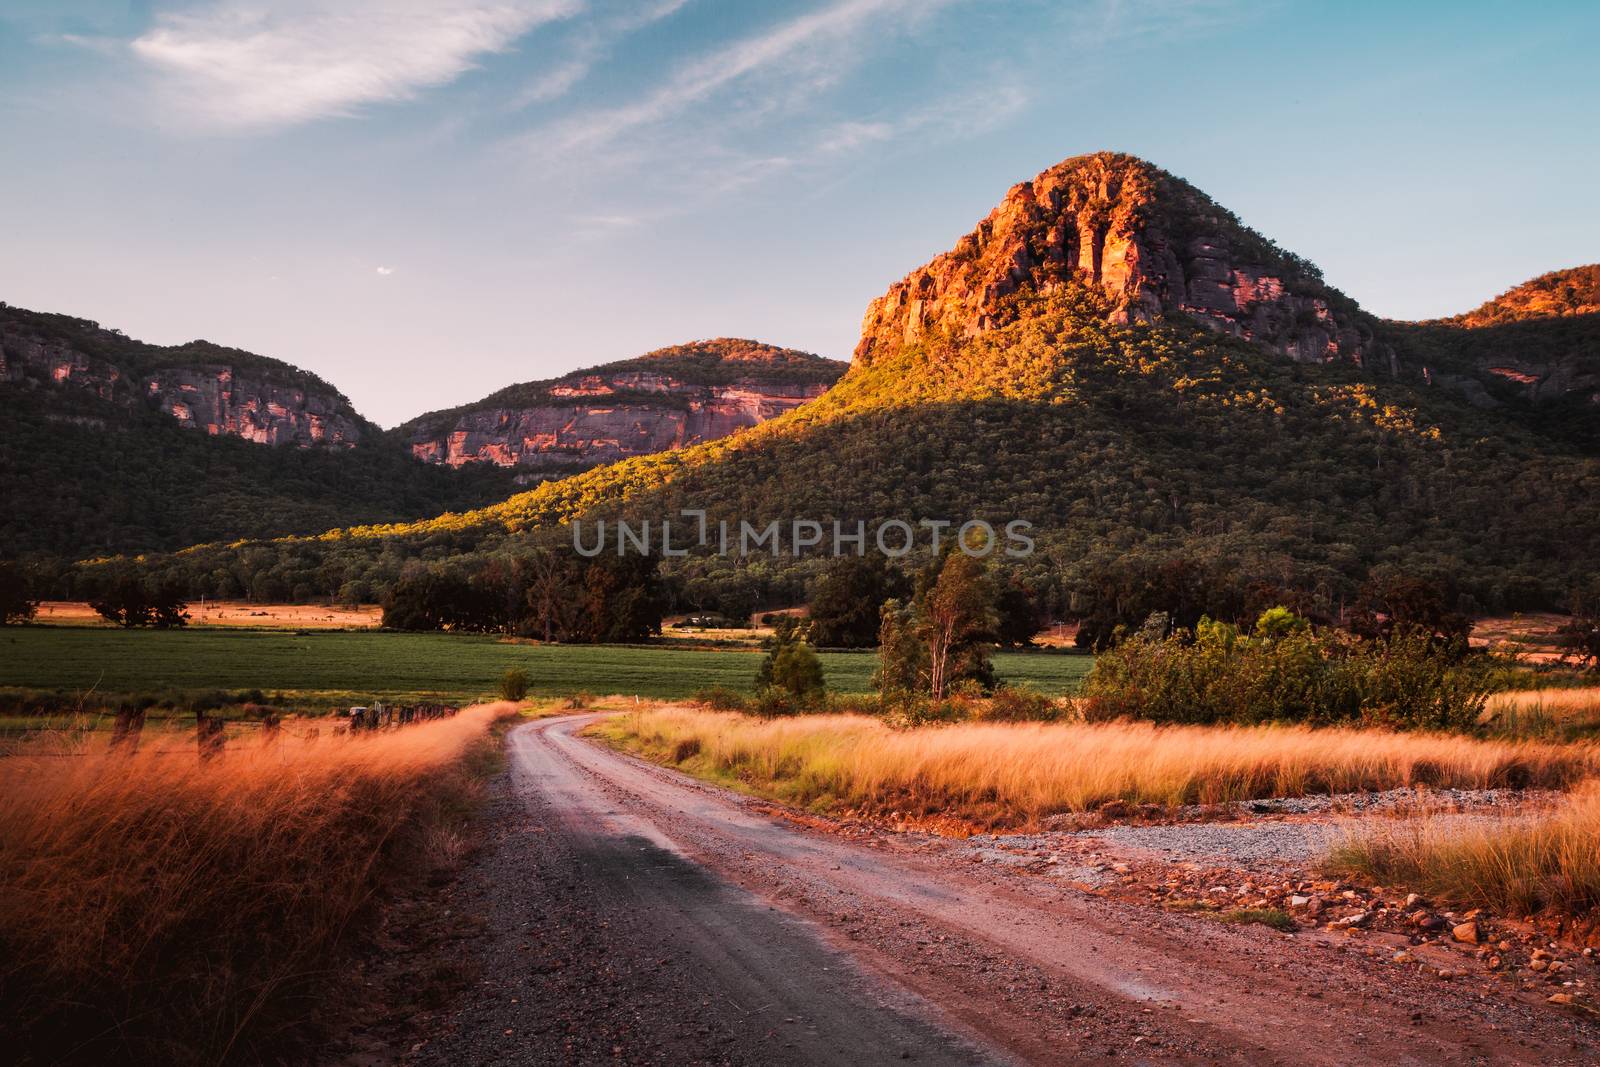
<box><xmin>597</xmin><ymin>708</ymin><xmax>1599</xmax><ymax>825</ymax></box>
<box><xmin>0</xmin><ymin>702</ymin><xmax>515</xmax><ymax>1065</ymax></box>
<box><xmin>34</xmin><ymin>599</ymin><xmax>383</xmax><ymax>629</ymax></box>
<box><xmin>1483</xmin><ymin>687</ymin><xmax>1600</xmax><ymax>739</ymax></box>
<box><xmin>1332</xmin><ymin>781</ymin><xmax>1600</xmax><ymax>916</ymax></box>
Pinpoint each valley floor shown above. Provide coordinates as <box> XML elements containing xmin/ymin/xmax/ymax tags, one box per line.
<box><xmin>334</xmin><ymin>711</ymin><xmax>1600</xmax><ymax>1066</ymax></box>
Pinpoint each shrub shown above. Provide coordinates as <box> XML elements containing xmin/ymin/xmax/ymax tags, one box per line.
<box><xmin>1082</xmin><ymin>609</ymin><xmax>1494</xmax><ymax>731</ymax></box>
<box><xmin>753</xmin><ymin>689</ymin><xmax>804</xmax><ymax>718</ymax></box>
<box><xmin>499</xmin><ymin>668</ymin><xmax>530</xmax><ymax>702</ymax></box>
<box><xmin>693</xmin><ymin>686</ymin><xmax>750</xmax><ymax>712</ymax></box>
<box><xmin>881</xmin><ymin>696</ymin><xmax>969</xmax><ymax>729</ymax></box>
<box><xmin>1218</xmin><ymin>908</ymin><xmax>1296</xmax><ymax>932</ymax></box>
<box><xmin>978</xmin><ymin>684</ymin><xmax>1065</xmax><ymax>723</ymax></box>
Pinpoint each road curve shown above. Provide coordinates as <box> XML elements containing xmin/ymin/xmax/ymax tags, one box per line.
<box><xmin>411</xmin><ymin>714</ymin><xmax>1600</xmax><ymax>1066</ymax></box>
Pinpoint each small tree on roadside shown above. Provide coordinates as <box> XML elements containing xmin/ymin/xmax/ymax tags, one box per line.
<box><xmin>755</xmin><ymin>617</ymin><xmax>825</xmax><ymax>705</ymax></box>
<box><xmin>874</xmin><ymin>598</ymin><xmax>927</xmax><ymax>698</ymax></box>
<box><xmin>916</xmin><ymin>553</ymin><xmax>999</xmax><ymax>701</ymax></box>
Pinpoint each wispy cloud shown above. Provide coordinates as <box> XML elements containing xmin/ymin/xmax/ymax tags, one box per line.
<box><xmin>375</xmin><ymin>265</ymin><xmax>395</xmax><ymax>275</ymax></box>
<box><xmin>507</xmin><ymin>0</ymin><xmax>691</xmax><ymax>110</ymax></box>
<box><xmin>130</xmin><ymin>0</ymin><xmax>580</xmax><ymax>131</ymax></box>
<box><xmin>529</xmin><ymin>0</ymin><xmax>959</xmax><ymax>157</ymax></box>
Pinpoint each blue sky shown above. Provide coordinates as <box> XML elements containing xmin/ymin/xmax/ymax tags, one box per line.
<box><xmin>2</xmin><ymin>0</ymin><xmax>1596</xmax><ymax>427</ymax></box>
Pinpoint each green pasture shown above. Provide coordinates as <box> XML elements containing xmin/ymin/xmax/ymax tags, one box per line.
<box><xmin>0</xmin><ymin>626</ymin><xmax>1092</xmax><ymax>703</ymax></box>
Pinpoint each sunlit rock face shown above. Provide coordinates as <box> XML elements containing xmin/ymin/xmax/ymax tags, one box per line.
<box><xmin>141</xmin><ymin>367</ymin><xmax>362</xmax><ymax>447</ymax></box>
<box><xmin>0</xmin><ymin>310</ymin><xmax>366</xmax><ymax>448</ymax></box>
<box><xmin>854</xmin><ymin>152</ymin><xmax>1392</xmax><ymax>372</ymax></box>
<box><xmin>397</xmin><ymin>339</ymin><xmax>844</xmax><ymax>471</ymax></box>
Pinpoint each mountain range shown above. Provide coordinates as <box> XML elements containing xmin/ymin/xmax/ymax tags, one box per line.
<box><xmin>18</xmin><ymin>152</ymin><xmax>1600</xmax><ymax>619</ymax></box>
<box><xmin>0</xmin><ymin>305</ymin><xmax>835</xmax><ymax>556</ymax></box>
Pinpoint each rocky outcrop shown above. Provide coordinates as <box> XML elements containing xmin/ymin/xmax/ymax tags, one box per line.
<box><xmin>410</xmin><ymin>377</ymin><xmax>830</xmax><ymax>470</ymax></box>
<box><xmin>0</xmin><ymin>306</ymin><xmax>365</xmax><ymax>448</ymax></box>
<box><xmin>399</xmin><ymin>341</ymin><xmax>843</xmax><ymax>471</ymax></box>
<box><xmin>855</xmin><ymin>152</ymin><xmax>1394</xmax><ymax>373</ymax></box>
<box><xmin>140</xmin><ymin>366</ymin><xmax>361</xmax><ymax>447</ymax></box>
<box><xmin>0</xmin><ymin>327</ymin><xmax>128</xmax><ymax>402</ymax></box>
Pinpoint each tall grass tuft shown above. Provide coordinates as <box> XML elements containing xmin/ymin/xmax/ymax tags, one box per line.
<box><xmin>1482</xmin><ymin>687</ymin><xmax>1600</xmax><ymax>740</ymax></box>
<box><xmin>0</xmin><ymin>703</ymin><xmax>513</xmax><ymax>1065</ymax></box>
<box><xmin>1331</xmin><ymin>781</ymin><xmax>1600</xmax><ymax>916</ymax></box>
<box><xmin>599</xmin><ymin>708</ymin><xmax>1597</xmax><ymax>824</ymax></box>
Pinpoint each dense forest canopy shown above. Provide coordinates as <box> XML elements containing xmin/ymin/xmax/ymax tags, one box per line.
<box><xmin>79</xmin><ymin>288</ymin><xmax>1600</xmax><ymax>620</ymax></box>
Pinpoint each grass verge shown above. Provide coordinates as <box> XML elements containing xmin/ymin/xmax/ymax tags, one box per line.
<box><xmin>593</xmin><ymin>707</ymin><xmax>1598</xmax><ymax>826</ymax></box>
<box><xmin>1330</xmin><ymin>780</ymin><xmax>1600</xmax><ymax>917</ymax></box>
<box><xmin>0</xmin><ymin>702</ymin><xmax>518</xmax><ymax>1065</ymax></box>
<box><xmin>1483</xmin><ymin>687</ymin><xmax>1600</xmax><ymax>741</ymax></box>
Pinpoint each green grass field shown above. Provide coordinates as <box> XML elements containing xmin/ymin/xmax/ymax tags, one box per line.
<box><xmin>0</xmin><ymin>627</ymin><xmax>1092</xmax><ymax>702</ymax></box>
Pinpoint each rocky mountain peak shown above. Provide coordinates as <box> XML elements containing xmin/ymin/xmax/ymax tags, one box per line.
<box><xmin>855</xmin><ymin>151</ymin><xmax>1390</xmax><ymax>371</ymax></box>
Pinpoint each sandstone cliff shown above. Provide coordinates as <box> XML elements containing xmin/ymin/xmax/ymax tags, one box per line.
<box><xmin>0</xmin><ymin>304</ymin><xmax>366</xmax><ymax>448</ymax></box>
<box><xmin>395</xmin><ymin>339</ymin><xmax>844</xmax><ymax>472</ymax></box>
<box><xmin>856</xmin><ymin>152</ymin><xmax>1393</xmax><ymax>372</ymax></box>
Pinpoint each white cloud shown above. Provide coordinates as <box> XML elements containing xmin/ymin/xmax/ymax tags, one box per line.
<box><xmin>131</xmin><ymin>0</ymin><xmax>581</xmax><ymax>131</ymax></box>
<box><xmin>375</xmin><ymin>265</ymin><xmax>395</xmax><ymax>275</ymax></box>
<box><xmin>533</xmin><ymin>0</ymin><xmax>959</xmax><ymax>156</ymax></box>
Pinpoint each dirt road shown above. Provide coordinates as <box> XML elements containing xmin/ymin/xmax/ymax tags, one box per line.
<box><xmin>404</xmin><ymin>715</ymin><xmax>1600</xmax><ymax>1065</ymax></box>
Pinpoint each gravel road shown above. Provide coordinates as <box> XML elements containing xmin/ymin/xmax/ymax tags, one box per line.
<box><xmin>398</xmin><ymin>714</ymin><xmax>1600</xmax><ymax>1065</ymax></box>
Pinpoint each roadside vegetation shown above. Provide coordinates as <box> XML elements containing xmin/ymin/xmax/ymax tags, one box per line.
<box><xmin>594</xmin><ymin>708</ymin><xmax>1595</xmax><ymax>826</ymax></box>
<box><xmin>1481</xmin><ymin>686</ymin><xmax>1600</xmax><ymax>741</ymax></box>
<box><xmin>1081</xmin><ymin>611</ymin><xmax>1496</xmax><ymax>732</ymax></box>
<box><xmin>0</xmin><ymin>702</ymin><xmax>515</xmax><ymax>1065</ymax></box>
<box><xmin>1332</xmin><ymin>780</ymin><xmax>1600</xmax><ymax>917</ymax></box>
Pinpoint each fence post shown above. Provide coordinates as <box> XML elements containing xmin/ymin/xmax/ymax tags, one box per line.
<box><xmin>196</xmin><ymin>711</ymin><xmax>226</xmax><ymax>761</ymax></box>
<box><xmin>110</xmin><ymin>705</ymin><xmax>146</xmax><ymax>753</ymax></box>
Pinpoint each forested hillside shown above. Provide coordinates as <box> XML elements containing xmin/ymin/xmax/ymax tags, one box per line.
<box><xmin>53</xmin><ymin>155</ymin><xmax>1600</xmax><ymax>623</ymax></box>
<box><xmin>0</xmin><ymin>304</ymin><xmax>516</xmax><ymax>555</ymax></box>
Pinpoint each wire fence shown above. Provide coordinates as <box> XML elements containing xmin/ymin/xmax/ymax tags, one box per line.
<box><xmin>2</xmin><ymin>702</ymin><xmax>463</xmax><ymax>758</ymax></box>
